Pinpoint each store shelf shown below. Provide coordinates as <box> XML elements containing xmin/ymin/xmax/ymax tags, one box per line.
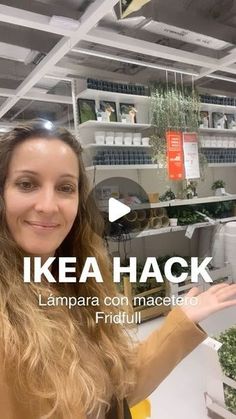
<box><xmin>129</xmin><ymin>216</ymin><xmax>236</xmax><ymax>240</ymax></box>
<box><xmin>200</xmin><ymin>103</ymin><xmax>236</xmax><ymax>112</ymax></box>
<box><xmin>208</xmin><ymin>163</ymin><xmax>236</xmax><ymax>167</ymax></box>
<box><xmin>163</xmin><ymin>195</ymin><xmax>236</xmax><ymax>206</ymax></box>
<box><xmin>108</xmin><ymin>195</ymin><xmax>236</xmax><ymax>210</ymax></box>
<box><xmin>199</xmin><ymin>128</ymin><xmax>236</xmax><ymax>134</ymax></box>
<box><xmin>86</xmin><ymin>164</ymin><xmax>158</xmax><ymax>171</ymax></box>
<box><xmin>79</xmin><ymin>121</ymin><xmax>152</xmax><ymax>130</ymax></box>
<box><xmin>129</xmin><ymin>221</ymin><xmax>213</xmax><ymax>239</ymax></box>
<box><xmin>83</xmin><ymin>143</ymin><xmax>151</xmax><ymax>149</ymax></box>
<box><xmin>77</xmin><ymin>88</ymin><xmax>150</xmax><ymax>102</ymax></box>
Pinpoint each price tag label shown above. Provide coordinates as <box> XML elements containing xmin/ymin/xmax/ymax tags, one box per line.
<box><xmin>185</xmin><ymin>225</ymin><xmax>195</xmax><ymax>239</ymax></box>
<box><xmin>203</xmin><ymin>337</ymin><xmax>222</xmax><ymax>352</ymax></box>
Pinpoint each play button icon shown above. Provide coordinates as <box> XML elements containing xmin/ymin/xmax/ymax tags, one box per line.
<box><xmin>108</xmin><ymin>198</ymin><xmax>131</xmax><ymax>222</ymax></box>
<box><xmin>85</xmin><ymin>177</ymin><xmax>151</xmax><ymax>239</ymax></box>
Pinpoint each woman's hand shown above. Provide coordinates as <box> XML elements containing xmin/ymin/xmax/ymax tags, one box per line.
<box><xmin>181</xmin><ymin>283</ymin><xmax>236</xmax><ymax>323</ymax></box>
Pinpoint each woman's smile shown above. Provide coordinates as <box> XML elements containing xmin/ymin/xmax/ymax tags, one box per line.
<box><xmin>24</xmin><ymin>220</ymin><xmax>61</xmax><ymax>231</ymax></box>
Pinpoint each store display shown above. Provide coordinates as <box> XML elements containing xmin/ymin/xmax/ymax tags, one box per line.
<box><xmin>225</xmin><ymin>113</ymin><xmax>236</xmax><ymax>129</ymax></box>
<box><xmin>202</xmin><ymin>148</ymin><xmax>236</xmax><ymax>164</ymax></box>
<box><xmin>86</xmin><ymin>78</ymin><xmax>147</xmax><ymax>95</ymax></box>
<box><xmin>77</xmin><ymin>98</ymin><xmax>97</xmax><ymax>123</ymax></box>
<box><xmin>212</xmin><ymin>112</ymin><xmax>227</xmax><ymax>129</ymax></box>
<box><xmin>99</xmin><ymin>101</ymin><xmax>117</xmax><ymax>122</ymax></box>
<box><xmin>199</xmin><ymin>111</ymin><xmax>209</xmax><ymax>128</ymax></box>
<box><xmin>211</xmin><ymin>180</ymin><xmax>226</xmax><ymax>196</ymax></box>
<box><xmin>199</xmin><ymin>135</ymin><xmax>236</xmax><ymax>148</ymax></box>
<box><xmin>119</xmin><ymin>103</ymin><xmax>137</xmax><ymax>124</ymax></box>
<box><xmin>92</xmin><ymin>149</ymin><xmax>152</xmax><ymax>165</ymax></box>
<box><xmin>200</xmin><ymin>94</ymin><xmax>236</xmax><ymax>106</ymax></box>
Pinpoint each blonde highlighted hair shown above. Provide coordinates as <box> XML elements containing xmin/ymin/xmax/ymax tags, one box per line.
<box><xmin>0</xmin><ymin>120</ymin><xmax>137</xmax><ymax>418</ymax></box>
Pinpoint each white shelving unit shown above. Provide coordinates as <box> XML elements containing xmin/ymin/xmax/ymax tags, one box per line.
<box><xmin>83</xmin><ymin>143</ymin><xmax>151</xmax><ymax>150</ymax></box>
<box><xmin>77</xmin><ymin>88</ymin><xmax>150</xmax><ymax>103</ymax></box>
<box><xmin>79</xmin><ymin>121</ymin><xmax>152</xmax><ymax>130</ymax></box>
<box><xmin>110</xmin><ymin>216</ymin><xmax>236</xmax><ymax>241</ymax></box>
<box><xmin>208</xmin><ymin>163</ymin><xmax>236</xmax><ymax>167</ymax></box>
<box><xmin>99</xmin><ymin>195</ymin><xmax>236</xmax><ymax>211</ymax></box>
<box><xmin>86</xmin><ymin>164</ymin><xmax>158</xmax><ymax>171</ymax></box>
<box><xmin>199</xmin><ymin>128</ymin><xmax>236</xmax><ymax>134</ymax></box>
<box><xmin>97</xmin><ymin>196</ymin><xmax>236</xmax><ymax>213</ymax></box>
<box><xmin>200</xmin><ymin>102</ymin><xmax>236</xmax><ymax>112</ymax></box>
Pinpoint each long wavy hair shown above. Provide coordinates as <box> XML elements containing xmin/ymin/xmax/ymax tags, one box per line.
<box><xmin>0</xmin><ymin>120</ymin><xmax>137</xmax><ymax>418</ymax></box>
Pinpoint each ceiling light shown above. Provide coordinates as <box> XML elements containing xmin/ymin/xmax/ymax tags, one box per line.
<box><xmin>71</xmin><ymin>47</ymin><xmax>198</xmax><ymax>77</ymax></box>
<box><xmin>24</xmin><ymin>50</ymin><xmax>39</xmax><ymax>65</ymax></box>
<box><xmin>0</xmin><ymin>42</ymin><xmax>32</xmax><ymax>62</ymax></box>
<box><xmin>44</xmin><ymin>121</ymin><xmax>53</xmax><ymax>129</ymax></box>
<box><xmin>143</xmin><ymin>21</ymin><xmax>231</xmax><ymax>51</ymax></box>
<box><xmin>206</xmin><ymin>74</ymin><xmax>236</xmax><ymax>83</ymax></box>
<box><xmin>50</xmin><ymin>16</ymin><xmax>80</xmax><ymax>30</ymax></box>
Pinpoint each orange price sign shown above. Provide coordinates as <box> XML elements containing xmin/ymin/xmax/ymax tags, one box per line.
<box><xmin>166</xmin><ymin>131</ymin><xmax>184</xmax><ymax>180</ymax></box>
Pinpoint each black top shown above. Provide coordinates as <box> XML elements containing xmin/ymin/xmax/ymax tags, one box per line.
<box><xmin>105</xmin><ymin>398</ymin><xmax>132</xmax><ymax>419</ymax></box>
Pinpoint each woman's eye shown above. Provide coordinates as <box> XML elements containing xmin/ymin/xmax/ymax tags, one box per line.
<box><xmin>17</xmin><ymin>181</ymin><xmax>35</xmax><ymax>191</ymax></box>
<box><xmin>59</xmin><ymin>184</ymin><xmax>76</xmax><ymax>193</ymax></box>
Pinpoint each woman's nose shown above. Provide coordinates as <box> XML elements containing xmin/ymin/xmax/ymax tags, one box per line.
<box><xmin>34</xmin><ymin>188</ymin><xmax>59</xmax><ymax>214</ymax></box>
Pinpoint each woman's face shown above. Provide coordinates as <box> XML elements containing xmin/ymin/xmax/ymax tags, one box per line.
<box><xmin>3</xmin><ymin>137</ymin><xmax>79</xmax><ymax>260</ymax></box>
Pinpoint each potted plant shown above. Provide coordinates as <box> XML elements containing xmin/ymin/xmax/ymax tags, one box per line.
<box><xmin>211</xmin><ymin>180</ymin><xmax>226</xmax><ymax>196</ymax></box>
<box><xmin>159</xmin><ymin>188</ymin><xmax>176</xmax><ymax>202</ymax></box>
<box><xmin>217</xmin><ymin>326</ymin><xmax>236</xmax><ymax>415</ymax></box>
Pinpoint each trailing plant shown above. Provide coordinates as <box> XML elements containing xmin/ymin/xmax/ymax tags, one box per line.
<box><xmin>149</xmin><ymin>82</ymin><xmax>206</xmax><ymax>176</ymax></box>
<box><xmin>150</xmin><ymin>82</ymin><xmax>201</xmax><ymax>138</ymax></box>
<box><xmin>217</xmin><ymin>327</ymin><xmax>236</xmax><ymax>414</ymax></box>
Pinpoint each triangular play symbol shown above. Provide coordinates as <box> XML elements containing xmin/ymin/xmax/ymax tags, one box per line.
<box><xmin>108</xmin><ymin>198</ymin><xmax>131</xmax><ymax>222</ymax></box>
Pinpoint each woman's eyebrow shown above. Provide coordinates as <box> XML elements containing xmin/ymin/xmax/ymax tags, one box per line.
<box><xmin>14</xmin><ymin>170</ymin><xmax>78</xmax><ymax>179</ymax></box>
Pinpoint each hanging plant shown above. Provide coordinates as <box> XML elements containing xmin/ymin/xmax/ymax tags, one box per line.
<box><xmin>149</xmin><ymin>81</ymin><xmax>203</xmax><ymax>173</ymax></box>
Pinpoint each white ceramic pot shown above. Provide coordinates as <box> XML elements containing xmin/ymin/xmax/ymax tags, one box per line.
<box><xmin>123</xmin><ymin>134</ymin><xmax>133</xmax><ymax>145</ymax></box>
<box><xmin>95</xmin><ymin>131</ymin><xmax>105</xmax><ymax>144</ymax></box>
<box><xmin>169</xmin><ymin>218</ymin><xmax>178</xmax><ymax>227</ymax></box>
<box><xmin>142</xmin><ymin>137</ymin><xmax>150</xmax><ymax>146</ymax></box>
<box><xmin>133</xmin><ymin>137</ymin><xmax>141</xmax><ymax>146</ymax></box>
<box><xmin>215</xmin><ymin>188</ymin><xmax>225</xmax><ymax>196</ymax></box>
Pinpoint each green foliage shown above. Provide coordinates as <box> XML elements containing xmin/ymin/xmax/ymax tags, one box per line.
<box><xmin>212</xmin><ymin>180</ymin><xmax>226</xmax><ymax>190</ymax></box>
<box><xmin>149</xmin><ymin>82</ymin><xmax>201</xmax><ymax>170</ymax></box>
<box><xmin>150</xmin><ymin>83</ymin><xmax>200</xmax><ymax>138</ymax></box>
<box><xmin>217</xmin><ymin>327</ymin><xmax>236</xmax><ymax>414</ymax></box>
<box><xmin>167</xmin><ymin>206</ymin><xmax>205</xmax><ymax>225</ymax></box>
<box><xmin>160</xmin><ymin>188</ymin><xmax>176</xmax><ymax>201</ymax></box>
<box><xmin>167</xmin><ymin>201</ymin><xmax>235</xmax><ymax>222</ymax></box>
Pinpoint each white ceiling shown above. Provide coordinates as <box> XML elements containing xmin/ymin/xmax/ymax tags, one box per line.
<box><xmin>0</xmin><ymin>0</ymin><xmax>235</xmax><ymax>124</ymax></box>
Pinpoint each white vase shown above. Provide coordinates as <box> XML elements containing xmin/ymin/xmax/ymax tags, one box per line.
<box><xmin>215</xmin><ymin>188</ymin><xmax>225</xmax><ymax>196</ymax></box>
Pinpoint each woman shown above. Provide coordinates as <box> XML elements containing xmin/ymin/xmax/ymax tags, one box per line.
<box><xmin>0</xmin><ymin>119</ymin><xmax>235</xmax><ymax>419</ymax></box>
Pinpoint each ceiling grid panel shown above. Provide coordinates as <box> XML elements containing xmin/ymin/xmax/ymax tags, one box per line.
<box><xmin>0</xmin><ymin>0</ymin><xmax>120</xmax><ymax>120</ymax></box>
